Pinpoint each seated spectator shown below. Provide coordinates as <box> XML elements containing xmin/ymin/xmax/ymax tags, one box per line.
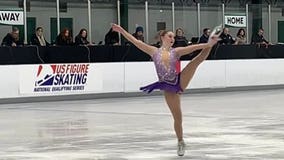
<box><xmin>234</xmin><ymin>28</ymin><xmax>247</xmax><ymax>45</ymax></box>
<box><xmin>173</xmin><ymin>28</ymin><xmax>188</xmax><ymax>47</ymax></box>
<box><xmin>55</xmin><ymin>28</ymin><xmax>73</xmax><ymax>46</ymax></box>
<box><xmin>1</xmin><ymin>27</ymin><xmax>23</xmax><ymax>46</ymax></box>
<box><xmin>132</xmin><ymin>26</ymin><xmax>144</xmax><ymax>42</ymax></box>
<box><xmin>75</xmin><ymin>28</ymin><xmax>89</xmax><ymax>45</ymax></box>
<box><xmin>104</xmin><ymin>28</ymin><xmax>119</xmax><ymax>46</ymax></box>
<box><xmin>30</xmin><ymin>27</ymin><xmax>49</xmax><ymax>46</ymax></box>
<box><xmin>199</xmin><ymin>28</ymin><xmax>210</xmax><ymax>43</ymax></box>
<box><xmin>251</xmin><ymin>28</ymin><xmax>269</xmax><ymax>46</ymax></box>
<box><xmin>219</xmin><ymin>27</ymin><xmax>235</xmax><ymax>45</ymax></box>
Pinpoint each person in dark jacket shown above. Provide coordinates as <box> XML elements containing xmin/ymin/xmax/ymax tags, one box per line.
<box><xmin>75</xmin><ymin>28</ymin><xmax>89</xmax><ymax>45</ymax></box>
<box><xmin>219</xmin><ymin>27</ymin><xmax>235</xmax><ymax>45</ymax></box>
<box><xmin>1</xmin><ymin>27</ymin><xmax>23</xmax><ymax>46</ymax></box>
<box><xmin>173</xmin><ymin>28</ymin><xmax>188</xmax><ymax>47</ymax></box>
<box><xmin>55</xmin><ymin>28</ymin><xmax>73</xmax><ymax>46</ymax></box>
<box><xmin>132</xmin><ymin>26</ymin><xmax>144</xmax><ymax>42</ymax></box>
<box><xmin>30</xmin><ymin>27</ymin><xmax>49</xmax><ymax>46</ymax></box>
<box><xmin>251</xmin><ymin>28</ymin><xmax>269</xmax><ymax>45</ymax></box>
<box><xmin>104</xmin><ymin>28</ymin><xmax>119</xmax><ymax>46</ymax></box>
<box><xmin>199</xmin><ymin>28</ymin><xmax>210</xmax><ymax>43</ymax></box>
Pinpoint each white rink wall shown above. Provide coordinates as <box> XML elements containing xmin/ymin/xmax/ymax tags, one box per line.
<box><xmin>1</xmin><ymin>59</ymin><xmax>284</xmax><ymax>99</ymax></box>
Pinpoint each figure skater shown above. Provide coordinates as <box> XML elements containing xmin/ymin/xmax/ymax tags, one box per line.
<box><xmin>112</xmin><ymin>23</ymin><xmax>221</xmax><ymax>156</ymax></box>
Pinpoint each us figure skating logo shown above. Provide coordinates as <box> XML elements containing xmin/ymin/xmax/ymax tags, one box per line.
<box><xmin>34</xmin><ymin>64</ymin><xmax>89</xmax><ymax>92</ymax></box>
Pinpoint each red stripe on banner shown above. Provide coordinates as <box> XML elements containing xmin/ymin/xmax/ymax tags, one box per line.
<box><xmin>50</xmin><ymin>65</ymin><xmax>57</xmax><ymax>74</ymax></box>
<box><xmin>37</xmin><ymin>65</ymin><xmax>43</xmax><ymax>77</ymax></box>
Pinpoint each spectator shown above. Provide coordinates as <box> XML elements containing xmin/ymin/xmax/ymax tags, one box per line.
<box><xmin>55</xmin><ymin>28</ymin><xmax>73</xmax><ymax>46</ymax></box>
<box><xmin>219</xmin><ymin>27</ymin><xmax>235</xmax><ymax>45</ymax></box>
<box><xmin>104</xmin><ymin>28</ymin><xmax>119</xmax><ymax>46</ymax></box>
<box><xmin>251</xmin><ymin>28</ymin><xmax>269</xmax><ymax>46</ymax></box>
<box><xmin>132</xmin><ymin>26</ymin><xmax>144</xmax><ymax>42</ymax></box>
<box><xmin>173</xmin><ymin>28</ymin><xmax>188</xmax><ymax>47</ymax></box>
<box><xmin>75</xmin><ymin>28</ymin><xmax>89</xmax><ymax>45</ymax></box>
<box><xmin>199</xmin><ymin>28</ymin><xmax>210</xmax><ymax>43</ymax></box>
<box><xmin>30</xmin><ymin>27</ymin><xmax>49</xmax><ymax>46</ymax></box>
<box><xmin>1</xmin><ymin>27</ymin><xmax>23</xmax><ymax>46</ymax></box>
<box><xmin>234</xmin><ymin>28</ymin><xmax>247</xmax><ymax>45</ymax></box>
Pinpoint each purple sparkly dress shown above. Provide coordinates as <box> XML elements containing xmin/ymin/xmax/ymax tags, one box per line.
<box><xmin>140</xmin><ymin>48</ymin><xmax>183</xmax><ymax>93</ymax></box>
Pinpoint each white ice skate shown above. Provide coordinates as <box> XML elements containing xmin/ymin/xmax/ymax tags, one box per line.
<box><xmin>177</xmin><ymin>140</ymin><xmax>186</xmax><ymax>156</ymax></box>
<box><xmin>210</xmin><ymin>24</ymin><xmax>222</xmax><ymax>38</ymax></box>
<box><xmin>207</xmin><ymin>24</ymin><xmax>222</xmax><ymax>46</ymax></box>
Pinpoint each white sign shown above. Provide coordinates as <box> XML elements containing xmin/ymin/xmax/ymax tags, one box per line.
<box><xmin>19</xmin><ymin>63</ymin><xmax>103</xmax><ymax>95</ymax></box>
<box><xmin>225</xmin><ymin>15</ymin><xmax>246</xmax><ymax>28</ymax></box>
<box><xmin>0</xmin><ymin>10</ymin><xmax>24</xmax><ymax>25</ymax></box>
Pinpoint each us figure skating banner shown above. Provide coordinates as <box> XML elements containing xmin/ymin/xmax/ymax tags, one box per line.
<box><xmin>19</xmin><ymin>63</ymin><xmax>103</xmax><ymax>95</ymax></box>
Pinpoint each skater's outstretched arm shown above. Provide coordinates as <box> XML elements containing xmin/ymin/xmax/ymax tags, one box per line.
<box><xmin>112</xmin><ymin>23</ymin><xmax>157</xmax><ymax>56</ymax></box>
<box><xmin>174</xmin><ymin>43</ymin><xmax>212</xmax><ymax>57</ymax></box>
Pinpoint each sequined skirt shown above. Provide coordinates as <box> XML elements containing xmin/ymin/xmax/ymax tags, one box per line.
<box><xmin>140</xmin><ymin>74</ymin><xmax>183</xmax><ymax>93</ymax></box>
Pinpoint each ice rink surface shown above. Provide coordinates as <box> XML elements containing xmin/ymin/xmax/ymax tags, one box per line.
<box><xmin>0</xmin><ymin>89</ymin><xmax>284</xmax><ymax>160</ymax></box>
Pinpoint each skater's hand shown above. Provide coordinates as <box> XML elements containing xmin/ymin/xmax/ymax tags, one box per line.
<box><xmin>111</xmin><ymin>23</ymin><xmax>124</xmax><ymax>33</ymax></box>
<box><xmin>208</xmin><ymin>24</ymin><xmax>222</xmax><ymax>47</ymax></box>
